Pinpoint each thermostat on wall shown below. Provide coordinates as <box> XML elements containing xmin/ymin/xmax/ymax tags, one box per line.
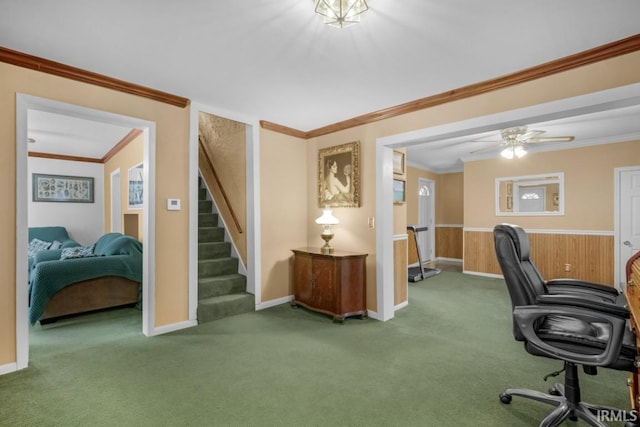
<box><xmin>167</xmin><ymin>198</ymin><xmax>181</xmax><ymax>211</ymax></box>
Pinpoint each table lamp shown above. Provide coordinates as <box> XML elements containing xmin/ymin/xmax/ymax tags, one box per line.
<box><xmin>315</xmin><ymin>206</ymin><xmax>339</xmax><ymax>254</ymax></box>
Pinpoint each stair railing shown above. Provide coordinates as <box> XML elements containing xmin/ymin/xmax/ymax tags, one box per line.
<box><xmin>198</xmin><ymin>136</ymin><xmax>243</xmax><ymax>234</ymax></box>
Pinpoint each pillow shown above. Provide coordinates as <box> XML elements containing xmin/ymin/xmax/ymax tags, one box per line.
<box><xmin>50</xmin><ymin>240</ymin><xmax>62</xmax><ymax>250</ymax></box>
<box><xmin>60</xmin><ymin>244</ymin><xmax>96</xmax><ymax>260</ymax></box>
<box><xmin>28</xmin><ymin>238</ymin><xmax>52</xmax><ymax>258</ymax></box>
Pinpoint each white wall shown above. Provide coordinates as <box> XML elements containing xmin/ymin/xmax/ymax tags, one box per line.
<box><xmin>28</xmin><ymin>157</ymin><xmax>105</xmax><ymax>245</ymax></box>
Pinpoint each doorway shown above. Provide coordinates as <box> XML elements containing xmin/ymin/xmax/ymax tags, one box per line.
<box><xmin>16</xmin><ymin>94</ymin><xmax>156</xmax><ymax>370</ymax></box>
<box><xmin>417</xmin><ymin>178</ymin><xmax>435</xmax><ymax>263</ymax></box>
<box><xmin>615</xmin><ymin>166</ymin><xmax>640</xmax><ymax>289</ymax></box>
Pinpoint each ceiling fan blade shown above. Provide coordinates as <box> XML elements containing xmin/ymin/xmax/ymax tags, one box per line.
<box><xmin>527</xmin><ymin>136</ymin><xmax>575</xmax><ymax>143</ymax></box>
<box><xmin>469</xmin><ymin>143</ymin><xmax>503</xmax><ymax>154</ymax></box>
<box><xmin>519</xmin><ymin>130</ymin><xmax>545</xmax><ymax>140</ymax></box>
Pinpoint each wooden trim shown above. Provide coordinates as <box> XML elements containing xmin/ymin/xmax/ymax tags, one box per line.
<box><xmin>28</xmin><ymin>151</ymin><xmax>102</xmax><ymax>163</ymax></box>
<box><xmin>259</xmin><ymin>120</ymin><xmax>309</xmax><ymax>139</ymax></box>
<box><xmin>102</xmin><ymin>129</ymin><xmax>143</xmax><ymax>163</ymax></box>
<box><xmin>198</xmin><ymin>136</ymin><xmax>243</xmax><ymax>234</ymax></box>
<box><xmin>261</xmin><ymin>34</ymin><xmax>640</xmax><ymax>139</ymax></box>
<box><xmin>0</xmin><ymin>46</ymin><xmax>190</xmax><ymax>108</ymax></box>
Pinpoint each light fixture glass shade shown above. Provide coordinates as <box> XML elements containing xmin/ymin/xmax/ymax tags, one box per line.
<box><xmin>316</xmin><ymin>206</ymin><xmax>339</xmax><ymax>253</ymax></box>
<box><xmin>314</xmin><ymin>0</ymin><xmax>369</xmax><ymax>28</ymax></box>
<box><xmin>500</xmin><ymin>144</ymin><xmax>527</xmax><ymax>159</ymax></box>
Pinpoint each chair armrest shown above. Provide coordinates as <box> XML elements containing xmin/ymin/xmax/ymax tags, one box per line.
<box><xmin>547</xmin><ymin>278</ymin><xmax>618</xmax><ymax>295</ymax></box>
<box><xmin>513</xmin><ymin>304</ymin><xmax>627</xmax><ymax>366</ymax></box>
<box><xmin>536</xmin><ymin>294</ymin><xmax>629</xmax><ymax>318</ymax></box>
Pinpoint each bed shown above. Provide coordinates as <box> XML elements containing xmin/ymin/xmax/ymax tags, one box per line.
<box><xmin>28</xmin><ymin>232</ymin><xmax>143</xmax><ymax>324</ymax></box>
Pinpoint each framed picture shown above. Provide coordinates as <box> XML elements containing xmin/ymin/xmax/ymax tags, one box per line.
<box><xmin>506</xmin><ymin>183</ymin><xmax>513</xmax><ymax>196</ymax></box>
<box><xmin>553</xmin><ymin>193</ymin><xmax>559</xmax><ymax>206</ymax></box>
<box><xmin>393</xmin><ymin>150</ymin><xmax>405</xmax><ymax>175</ymax></box>
<box><xmin>393</xmin><ymin>179</ymin><xmax>406</xmax><ymax>204</ymax></box>
<box><xmin>318</xmin><ymin>141</ymin><xmax>361</xmax><ymax>208</ymax></box>
<box><xmin>128</xmin><ymin>163</ymin><xmax>144</xmax><ymax>210</ymax></box>
<box><xmin>32</xmin><ymin>173</ymin><xmax>94</xmax><ymax>203</ymax></box>
<box><xmin>507</xmin><ymin>195</ymin><xmax>513</xmax><ymax>210</ymax></box>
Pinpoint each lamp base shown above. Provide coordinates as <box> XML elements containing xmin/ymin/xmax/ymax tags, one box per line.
<box><xmin>320</xmin><ymin>228</ymin><xmax>335</xmax><ymax>254</ymax></box>
<box><xmin>320</xmin><ymin>243</ymin><xmax>335</xmax><ymax>254</ymax></box>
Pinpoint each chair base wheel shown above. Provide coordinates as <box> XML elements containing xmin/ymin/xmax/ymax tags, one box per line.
<box><xmin>499</xmin><ymin>393</ymin><xmax>512</xmax><ymax>404</ymax></box>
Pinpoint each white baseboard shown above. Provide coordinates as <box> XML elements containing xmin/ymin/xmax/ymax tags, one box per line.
<box><xmin>0</xmin><ymin>362</ymin><xmax>18</xmax><ymax>376</ymax></box>
<box><xmin>256</xmin><ymin>295</ymin><xmax>294</xmax><ymax>311</ymax></box>
<box><xmin>463</xmin><ymin>270</ymin><xmax>504</xmax><ymax>279</ymax></box>
<box><xmin>367</xmin><ymin>309</ymin><xmax>381</xmax><ymax>320</ymax></box>
<box><xmin>394</xmin><ymin>301</ymin><xmax>408</xmax><ymax>311</ymax></box>
<box><xmin>436</xmin><ymin>257</ymin><xmax>462</xmax><ymax>263</ymax></box>
<box><xmin>152</xmin><ymin>320</ymin><xmax>198</xmax><ymax>336</ymax></box>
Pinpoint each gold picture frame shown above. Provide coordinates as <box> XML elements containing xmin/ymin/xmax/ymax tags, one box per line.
<box><xmin>393</xmin><ymin>179</ymin><xmax>406</xmax><ymax>204</ymax></box>
<box><xmin>318</xmin><ymin>141</ymin><xmax>361</xmax><ymax>208</ymax></box>
<box><xmin>393</xmin><ymin>150</ymin><xmax>405</xmax><ymax>175</ymax></box>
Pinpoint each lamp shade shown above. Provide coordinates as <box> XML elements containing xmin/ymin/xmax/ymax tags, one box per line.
<box><xmin>314</xmin><ymin>0</ymin><xmax>369</xmax><ymax>28</ymax></box>
<box><xmin>315</xmin><ymin>206</ymin><xmax>339</xmax><ymax>225</ymax></box>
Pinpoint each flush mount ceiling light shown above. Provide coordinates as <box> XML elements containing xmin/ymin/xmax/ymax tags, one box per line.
<box><xmin>314</xmin><ymin>0</ymin><xmax>369</xmax><ymax>28</ymax></box>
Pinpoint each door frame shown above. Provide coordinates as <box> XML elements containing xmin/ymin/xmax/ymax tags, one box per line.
<box><xmin>110</xmin><ymin>168</ymin><xmax>122</xmax><ymax>233</ymax></box>
<box><xmin>16</xmin><ymin>94</ymin><xmax>156</xmax><ymax>370</ymax></box>
<box><xmin>614</xmin><ymin>165</ymin><xmax>640</xmax><ymax>289</ymax></box>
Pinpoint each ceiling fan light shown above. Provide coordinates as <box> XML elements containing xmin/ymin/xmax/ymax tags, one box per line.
<box><xmin>500</xmin><ymin>147</ymin><xmax>514</xmax><ymax>159</ymax></box>
<box><xmin>514</xmin><ymin>145</ymin><xmax>527</xmax><ymax>158</ymax></box>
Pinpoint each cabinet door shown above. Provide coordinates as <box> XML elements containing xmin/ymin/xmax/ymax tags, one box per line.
<box><xmin>311</xmin><ymin>256</ymin><xmax>337</xmax><ymax>312</ymax></box>
<box><xmin>293</xmin><ymin>253</ymin><xmax>313</xmax><ymax>304</ymax></box>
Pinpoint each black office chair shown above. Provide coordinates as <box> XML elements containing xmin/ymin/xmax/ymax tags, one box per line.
<box><xmin>494</xmin><ymin>223</ymin><xmax>637</xmax><ymax>426</ymax></box>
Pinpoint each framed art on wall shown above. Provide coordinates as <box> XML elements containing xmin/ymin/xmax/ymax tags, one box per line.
<box><xmin>393</xmin><ymin>150</ymin><xmax>405</xmax><ymax>175</ymax></box>
<box><xmin>32</xmin><ymin>173</ymin><xmax>94</xmax><ymax>203</ymax></box>
<box><xmin>318</xmin><ymin>141</ymin><xmax>361</xmax><ymax>208</ymax></box>
<box><xmin>393</xmin><ymin>179</ymin><xmax>406</xmax><ymax>204</ymax></box>
<box><xmin>128</xmin><ymin>163</ymin><xmax>144</xmax><ymax>210</ymax></box>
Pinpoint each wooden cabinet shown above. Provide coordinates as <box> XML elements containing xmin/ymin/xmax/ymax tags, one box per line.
<box><xmin>291</xmin><ymin>247</ymin><xmax>367</xmax><ymax>322</ymax></box>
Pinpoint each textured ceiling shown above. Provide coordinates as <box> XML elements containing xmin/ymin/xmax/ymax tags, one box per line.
<box><xmin>2</xmin><ymin>1</ymin><xmax>639</xmax><ymax>164</ymax></box>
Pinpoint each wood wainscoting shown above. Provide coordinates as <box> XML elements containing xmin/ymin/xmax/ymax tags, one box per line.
<box><xmin>464</xmin><ymin>229</ymin><xmax>614</xmax><ymax>285</ymax></box>
<box><xmin>394</xmin><ymin>235</ymin><xmax>408</xmax><ymax>307</ymax></box>
<box><xmin>435</xmin><ymin>225</ymin><xmax>463</xmax><ymax>260</ymax></box>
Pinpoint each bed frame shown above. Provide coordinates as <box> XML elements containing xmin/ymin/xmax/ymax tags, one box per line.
<box><xmin>39</xmin><ymin>276</ymin><xmax>140</xmax><ymax>324</ymax></box>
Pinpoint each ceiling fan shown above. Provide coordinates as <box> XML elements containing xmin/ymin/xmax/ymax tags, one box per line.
<box><xmin>471</xmin><ymin>126</ymin><xmax>575</xmax><ymax>159</ymax></box>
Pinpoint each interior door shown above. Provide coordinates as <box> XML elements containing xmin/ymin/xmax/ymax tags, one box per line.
<box><xmin>418</xmin><ymin>178</ymin><xmax>434</xmax><ymax>262</ymax></box>
<box><xmin>620</xmin><ymin>168</ymin><xmax>640</xmax><ymax>286</ymax></box>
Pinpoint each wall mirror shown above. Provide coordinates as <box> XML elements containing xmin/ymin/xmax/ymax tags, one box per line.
<box><xmin>495</xmin><ymin>172</ymin><xmax>564</xmax><ymax>216</ymax></box>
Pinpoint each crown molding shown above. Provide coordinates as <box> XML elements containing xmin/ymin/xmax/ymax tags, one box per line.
<box><xmin>262</xmin><ymin>34</ymin><xmax>640</xmax><ymax>139</ymax></box>
<box><xmin>28</xmin><ymin>151</ymin><xmax>102</xmax><ymax>163</ymax></box>
<box><xmin>259</xmin><ymin>120</ymin><xmax>309</xmax><ymax>139</ymax></box>
<box><xmin>0</xmin><ymin>46</ymin><xmax>190</xmax><ymax>108</ymax></box>
<box><xmin>102</xmin><ymin>129</ymin><xmax>143</xmax><ymax>163</ymax></box>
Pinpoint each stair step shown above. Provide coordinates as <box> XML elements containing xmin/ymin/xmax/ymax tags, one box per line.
<box><xmin>198</xmin><ymin>187</ymin><xmax>207</xmax><ymax>200</ymax></box>
<box><xmin>198</xmin><ymin>274</ymin><xmax>247</xmax><ymax>299</ymax></box>
<box><xmin>198</xmin><ymin>227</ymin><xmax>225</xmax><ymax>243</ymax></box>
<box><xmin>199</xmin><ymin>257</ymin><xmax>238</xmax><ymax>278</ymax></box>
<box><xmin>199</xmin><ymin>199</ymin><xmax>212</xmax><ymax>213</ymax></box>
<box><xmin>199</xmin><ymin>213</ymin><xmax>218</xmax><ymax>227</ymax></box>
<box><xmin>197</xmin><ymin>293</ymin><xmax>254</xmax><ymax>324</ymax></box>
<box><xmin>198</xmin><ymin>241</ymin><xmax>231</xmax><ymax>259</ymax></box>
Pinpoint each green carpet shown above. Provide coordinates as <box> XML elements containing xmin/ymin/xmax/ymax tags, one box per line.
<box><xmin>0</xmin><ymin>271</ymin><xmax>631</xmax><ymax>426</ymax></box>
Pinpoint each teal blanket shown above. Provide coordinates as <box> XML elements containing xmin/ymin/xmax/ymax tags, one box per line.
<box><xmin>28</xmin><ymin>235</ymin><xmax>143</xmax><ymax>324</ymax></box>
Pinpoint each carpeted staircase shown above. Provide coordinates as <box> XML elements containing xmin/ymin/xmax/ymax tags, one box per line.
<box><xmin>197</xmin><ymin>180</ymin><xmax>254</xmax><ymax>324</ymax></box>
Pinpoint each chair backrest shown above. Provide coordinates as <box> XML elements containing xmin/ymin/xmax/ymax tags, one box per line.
<box><xmin>494</xmin><ymin>224</ymin><xmax>549</xmax><ymax>339</ymax></box>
